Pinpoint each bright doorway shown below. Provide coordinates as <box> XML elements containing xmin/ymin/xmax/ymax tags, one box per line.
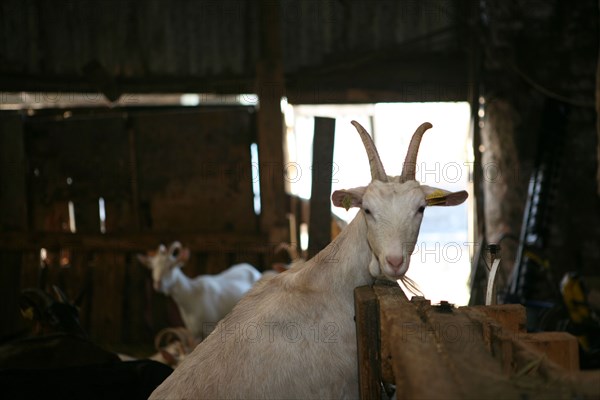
<box><xmin>284</xmin><ymin>101</ymin><xmax>473</xmax><ymax>305</ymax></box>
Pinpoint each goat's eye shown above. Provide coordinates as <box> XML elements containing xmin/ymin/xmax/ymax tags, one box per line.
<box><xmin>417</xmin><ymin>206</ymin><xmax>425</xmax><ymax>214</ymax></box>
<box><xmin>364</xmin><ymin>208</ymin><xmax>371</xmax><ymax>215</ymax></box>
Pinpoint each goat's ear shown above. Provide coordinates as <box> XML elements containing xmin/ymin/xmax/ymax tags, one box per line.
<box><xmin>136</xmin><ymin>254</ymin><xmax>150</xmax><ymax>267</ymax></box>
<box><xmin>332</xmin><ymin>187</ymin><xmax>367</xmax><ymax>211</ymax></box>
<box><xmin>421</xmin><ymin>186</ymin><xmax>468</xmax><ymax>207</ymax></box>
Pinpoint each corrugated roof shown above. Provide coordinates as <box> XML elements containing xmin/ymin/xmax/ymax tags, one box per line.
<box><xmin>0</xmin><ymin>0</ymin><xmax>465</xmax><ymax>96</ymax></box>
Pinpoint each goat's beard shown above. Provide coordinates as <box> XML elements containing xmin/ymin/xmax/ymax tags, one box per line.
<box><xmin>398</xmin><ymin>275</ymin><xmax>423</xmax><ymax>297</ymax></box>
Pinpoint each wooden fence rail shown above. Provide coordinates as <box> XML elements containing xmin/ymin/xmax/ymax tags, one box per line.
<box><xmin>354</xmin><ymin>282</ymin><xmax>600</xmax><ymax>400</ymax></box>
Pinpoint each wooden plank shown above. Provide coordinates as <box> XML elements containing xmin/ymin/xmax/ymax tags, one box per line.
<box><xmin>127</xmin><ymin>120</ymin><xmax>141</xmax><ymax>231</ymax></box>
<box><xmin>375</xmin><ymin>284</ymin><xmax>469</xmax><ymax>400</ymax></box>
<box><xmin>354</xmin><ymin>286</ymin><xmax>382</xmax><ymax>400</ymax></box>
<box><xmin>308</xmin><ymin>117</ymin><xmax>335</xmax><ymax>259</ymax></box>
<box><xmin>372</xmin><ymin>283</ymin><xmax>600</xmax><ymax>399</ymax></box>
<box><xmin>67</xmin><ymin>250</ymin><xmax>92</xmax><ymax>333</ymax></box>
<box><xmin>20</xmin><ymin>250</ymin><xmax>41</xmax><ymax>289</ymax></box>
<box><xmin>124</xmin><ymin>253</ymin><xmax>153</xmax><ymax>344</ymax></box>
<box><xmin>0</xmin><ymin>111</ymin><xmax>32</xmax><ymax>334</ymax></box>
<box><xmin>466</xmin><ymin>304</ymin><xmax>526</xmax><ymax>333</ymax></box>
<box><xmin>0</xmin><ymin>232</ymin><xmax>269</xmax><ymax>253</ymax></box>
<box><xmin>0</xmin><ymin>112</ymin><xmax>27</xmax><ymax>231</ymax></box>
<box><xmin>25</xmin><ymin>116</ymin><xmax>131</xmax><ymax>232</ymax></box>
<box><xmin>460</xmin><ymin>306</ymin><xmax>599</xmax><ymax>398</ymax></box>
<box><xmin>372</xmin><ymin>284</ymin><xmax>406</xmax><ymax>385</ymax></box>
<box><xmin>204</xmin><ymin>252</ymin><xmax>229</xmax><ymax>275</ymax></box>
<box><xmin>89</xmin><ymin>252</ymin><xmax>125</xmax><ymax>345</ymax></box>
<box><xmin>132</xmin><ymin>108</ymin><xmax>258</xmax><ymax>234</ymax></box>
<box><xmin>0</xmin><ymin>252</ymin><xmax>24</xmax><ymax>338</ymax></box>
<box><xmin>519</xmin><ymin>332</ymin><xmax>579</xmax><ymax>371</ymax></box>
<box><xmin>256</xmin><ymin>0</ymin><xmax>287</xmax><ymax>246</ymax></box>
<box><xmin>73</xmin><ymin>199</ymin><xmax>100</xmax><ymax>234</ymax></box>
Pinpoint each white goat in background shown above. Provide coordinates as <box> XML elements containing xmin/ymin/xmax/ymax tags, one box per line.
<box><xmin>149</xmin><ymin>121</ymin><xmax>468</xmax><ymax>400</ymax></box>
<box><xmin>137</xmin><ymin>241</ymin><xmax>263</xmax><ymax>339</ymax></box>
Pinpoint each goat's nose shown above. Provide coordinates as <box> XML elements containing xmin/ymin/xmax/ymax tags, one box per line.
<box><xmin>385</xmin><ymin>255</ymin><xmax>404</xmax><ymax>270</ymax></box>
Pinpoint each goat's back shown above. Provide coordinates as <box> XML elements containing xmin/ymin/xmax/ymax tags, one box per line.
<box><xmin>149</xmin><ymin>271</ymin><xmax>359</xmax><ymax>399</ymax></box>
<box><xmin>214</xmin><ymin>263</ymin><xmax>262</xmax><ymax>287</ymax></box>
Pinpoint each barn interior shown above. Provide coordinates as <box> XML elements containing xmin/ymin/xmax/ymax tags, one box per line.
<box><xmin>0</xmin><ymin>0</ymin><xmax>599</xmax><ymax>398</ymax></box>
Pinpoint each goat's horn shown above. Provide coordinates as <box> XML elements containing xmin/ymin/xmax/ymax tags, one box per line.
<box><xmin>351</xmin><ymin>120</ymin><xmax>387</xmax><ymax>182</ymax></box>
<box><xmin>400</xmin><ymin>122</ymin><xmax>432</xmax><ymax>181</ymax></box>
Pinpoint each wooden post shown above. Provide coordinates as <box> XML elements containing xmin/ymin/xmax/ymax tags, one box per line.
<box><xmin>354</xmin><ymin>286</ymin><xmax>382</xmax><ymax>400</ymax></box>
<box><xmin>308</xmin><ymin>117</ymin><xmax>335</xmax><ymax>259</ymax></box>
<box><xmin>256</xmin><ymin>0</ymin><xmax>287</xmax><ymax>247</ymax></box>
<box><xmin>596</xmin><ymin>24</ymin><xmax>600</xmax><ymax>196</ymax></box>
<box><xmin>468</xmin><ymin>304</ymin><xmax>526</xmax><ymax>333</ymax></box>
<box><xmin>0</xmin><ymin>112</ymin><xmax>27</xmax><ymax>338</ymax></box>
<box><xmin>519</xmin><ymin>332</ymin><xmax>580</xmax><ymax>371</ymax></box>
<box><xmin>90</xmin><ymin>252</ymin><xmax>126</xmax><ymax>345</ymax></box>
<box><xmin>127</xmin><ymin>118</ymin><xmax>141</xmax><ymax>231</ymax></box>
<box><xmin>480</xmin><ymin>99</ymin><xmax>524</xmax><ymax>277</ymax></box>
<box><xmin>0</xmin><ymin>112</ymin><xmax>28</xmax><ymax>231</ymax></box>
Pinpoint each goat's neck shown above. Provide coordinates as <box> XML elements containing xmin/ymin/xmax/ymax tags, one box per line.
<box><xmin>161</xmin><ymin>266</ymin><xmax>195</xmax><ymax>301</ymax></box>
<box><xmin>303</xmin><ymin>212</ymin><xmax>374</xmax><ymax>293</ymax></box>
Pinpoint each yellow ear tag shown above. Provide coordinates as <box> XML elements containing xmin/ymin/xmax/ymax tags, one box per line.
<box><xmin>425</xmin><ymin>189</ymin><xmax>447</xmax><ymax>206</ymax></box>
<box><xmin>342</xmin><ymin>194</ymin><xmax>353</xmax><ymax>211</ymax></box>
<box><xmin>21</xmin><ymin>307</ymin><xmax>34</xmax><ymax>320</ymax></box>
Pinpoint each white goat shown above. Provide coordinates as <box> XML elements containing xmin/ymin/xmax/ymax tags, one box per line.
<box><xmin>137</xmin><ymin>242</ymin><xmax>263</xmax><ymax>339</ymax></box>
<box><xmin>149</xmin><ymin>121</ymin><xmax>468</xmax><ymax>399</ymax></box>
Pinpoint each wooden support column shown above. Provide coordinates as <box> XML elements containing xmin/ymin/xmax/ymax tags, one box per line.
<box><xmin>0</xmin><ymin>112</ymin><xmax>28</xmax><ymax>231</ymax></box>
<box><xmin>90</xmin><ymin>252</ymin><xmax>126</xmax><ymax>345</ymax></box>
<box><xmin>354</xmin><ymin>286</ymin><xmax>383</xmax><ymax>400</ymax></box>
<box><xmin>256</xmin><ymin>0</ymin><xmax>287</xmax><ymax>247</ymax></box>
<box><xmin>308</xmin><ymin>117</ymin><xmax>335</xmax><ymax>259</ymax></box>
<box><xmin>0</xmin><ymin>112</ymin><xmax>28</xmax><ymax>338</ymax></box>
<box><xmin>480</xmin><ymin>99</ymin><xmax>524</xmax><ymax>276</ymax></box>
<box><xmin>597</xmin><ymin>28</ymin><xmax>600</xmax><ymax>196</ymax></box>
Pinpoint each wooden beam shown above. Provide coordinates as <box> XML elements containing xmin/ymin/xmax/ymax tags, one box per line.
<box><xmin>256</xmin><ymin>0</ymin><xmax>287</xmax><ymax>245</ymax></box>
<box><xmin>0</xmin><ymin>112</ymin><xmax>28</xmax><ymax>231</ymax></box>
<box><xmin>354</xmin><ymin>286</ymin><xmax>383</xmax><ymax>400</ymax></box>
<box><xmin>308</xmin><ymin>117</ymin><xmax>335</xmax><ymax>258</ymax></box>
<box><xmin>0</xmin><ymin>74</ymin><xmax>256</xmax><ymax>95</ymax></box>
<box><xmin>519</xmin><ymin>332</ymin><xmax>580</xmax><ymax>372</ymax></box>
<box><xmin>0</xmin><ymin>112</ymin><xmax>28</xmax><ymax>338</ymax></box>
<box><xmin>126</xmin><ymin>118</ymin><xmax>141</xmax><ymax>231</ymax></box>
<box><xmin>0</xmin><ymin>232</ymin><xmax>270</xmax><ymax>253</ymax></box>
<box><xmin>89</xmin><ymin>252</ymin><xmax>126</xmax><ymax>344</ymax></box>
<box><xmin>597</xmin><ymin>14</ymin><xmax>600</xmax><ymax>196</ymax></box>
<box><xmin>356</xmin><ymin>282</ymin><xmax>600</xmax><ymax>399</ymax></box>
<box><xmin>0</xmin><ymin>251</ymin><xmax>24</xmax><ymax>338</ymax></box>
<box><xmin>467</xmin><ymin>304</ymin><xmax>526</xmax><ymax>333</ymax></box>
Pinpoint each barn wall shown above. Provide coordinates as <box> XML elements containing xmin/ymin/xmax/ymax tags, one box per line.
<box><xmin>131</xmin><ymin>108</ymin><xmax>258</xmax><ymax>234</ymax></box>
<box><xmin>0</xmin><ymin>105</ymin><xmax>268</xmax><ymax>347</ymax></box>
<box><xmin>479</xmin><ymin>0</ymin><xmax>600</xmax><ymax>303</ymax></box>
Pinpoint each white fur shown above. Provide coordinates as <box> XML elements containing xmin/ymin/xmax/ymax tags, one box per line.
<box><xmin>149</xmin><ymin>122</ymin><xmax>467</xmax><ymax>399</ymax></box>
<box><xmin>139</xmin><ymin>244</ymin><xmax>262</xmax><ymax>338</ymax></box>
